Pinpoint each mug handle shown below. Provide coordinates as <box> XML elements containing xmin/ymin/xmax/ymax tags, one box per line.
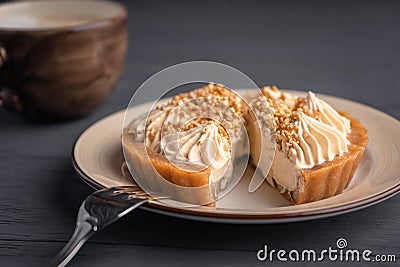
<box><xmin>0</xmin><ymin>45</ymin><xmax>23</xmax><ymax>112</ymax></box>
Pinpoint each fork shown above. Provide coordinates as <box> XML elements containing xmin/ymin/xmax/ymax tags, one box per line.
<box><xmin>52</xmin><ymin>185</ymin><xmax>163</xmax><ymax>267</ymax></box>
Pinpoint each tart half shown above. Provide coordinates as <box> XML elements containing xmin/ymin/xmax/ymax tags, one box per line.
<box><xmin>122</xmin><ymin>83</ymin><xmax>249</xmax><ymax>205</ymax></box>
<box><xmin>252</xmin><ymin>86</ymin><xmax>368</xmax><ymax>204</ymax></box>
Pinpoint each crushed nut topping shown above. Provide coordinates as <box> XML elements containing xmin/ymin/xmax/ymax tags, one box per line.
<box><xmin>261</xmin><ymin>86</ymin><xmax>323</xmax><ymax>149</ymax></box>
<box><xmin>147</xmin><ymin>83</ymin><xmax>245</xmax><ymax>144</ymax></box>
<box><xmin>170</xmin><ymin>83</ymin><xmax>243</xmax><ymax>116</ymax></box>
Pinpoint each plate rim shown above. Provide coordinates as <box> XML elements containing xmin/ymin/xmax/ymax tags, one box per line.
<box><xmin>71</xmin><ymin>90</ymin><xmax>400</xmax><ymax>223</ymax></box>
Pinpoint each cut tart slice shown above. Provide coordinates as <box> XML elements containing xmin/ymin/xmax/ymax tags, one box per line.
<box><xmin>251</xmin><ymin>86</ymin><xmax>368</xmax><ymax>204</ymax></box>
<box><xmin>122</xmin><ymin>83</ymin><xmax>249</xmax><ymax>205</ymax></box>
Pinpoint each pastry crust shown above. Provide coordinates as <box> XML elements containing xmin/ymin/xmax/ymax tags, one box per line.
<box><xmin>123</xmin><ymin>135</ymin><xmax>211</xmax><ymax>186</ymax></box>
<box><xmin>280</xmin><ymin>112</ymin><xmax>368</xmax><ymax>204</ymax></box>
<box><xmin>122</xmin><ymin>128</ymin><xmax>216</xmax><ymax>205</ymax></box>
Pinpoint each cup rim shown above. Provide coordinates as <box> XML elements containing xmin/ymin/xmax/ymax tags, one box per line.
<box><xmin>0</xmin><ymin>0</ymin><xmax>127</xmax><ymax>32</ymax></box>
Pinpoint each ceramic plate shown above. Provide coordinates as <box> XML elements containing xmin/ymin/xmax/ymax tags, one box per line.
<box><xmin>72</xmin><ymin>90</ymin><xmax>400</xmax><ymax>223</ymax></box>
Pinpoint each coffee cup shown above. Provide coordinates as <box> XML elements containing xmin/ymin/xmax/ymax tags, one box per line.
<box><xmin>0</xmin><ymin>0</ymin><xmax>127</xmax><ymax>120</ymax></box>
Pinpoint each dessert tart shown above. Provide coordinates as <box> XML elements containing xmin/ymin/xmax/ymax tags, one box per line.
<box><xmin>250</xmin><ymin>86</ymin><xmax>368</xmax><ymax>204</ymax></box>
<box><xmin>122</xmin><ymin>84</ymin><xmax>368</xmax><ymax>205</ymax></box>
<box><xmin>122</xmin><ymin>83</ymin><xmax>251</xmax><ymax>205</ymax></box>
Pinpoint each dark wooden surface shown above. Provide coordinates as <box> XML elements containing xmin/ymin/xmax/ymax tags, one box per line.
<box><xmin>1</xmin><ymin>1</ymin><xmax>399</xmax><ymax>266</ymax></box>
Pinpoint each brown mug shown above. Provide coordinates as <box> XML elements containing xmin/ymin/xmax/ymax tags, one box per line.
<box><xmin>0</xmin><ymin>0</ymin><xmax>127</xmax><ymax>120</ymax></box>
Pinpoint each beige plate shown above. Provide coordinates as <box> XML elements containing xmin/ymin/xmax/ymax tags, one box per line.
<box><xmin>72</xmin><ymin>90</ymin><xmax>400</xmax><ymax>223</ymax></box>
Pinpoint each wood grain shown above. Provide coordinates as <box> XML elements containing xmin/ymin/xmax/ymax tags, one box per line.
<box><xmin>1</xmin><ymin>0</ymin><xmax>399</xmax><ymax>266</ymax></box>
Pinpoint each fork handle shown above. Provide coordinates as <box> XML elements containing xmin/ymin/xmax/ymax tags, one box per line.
<box><xmin>53</xmin><ymin>196</ymin><xmax>151</xmax><ymax>267</ymax></box>
<box><xmin>52</xmin><ymin>219</ymin><xmax>95</xmax><ymax>267</ymax></box>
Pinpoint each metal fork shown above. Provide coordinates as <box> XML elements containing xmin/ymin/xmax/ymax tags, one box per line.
<box><xmin>52</xmin><ymin>185</ymin><xmax>163</xmax><ymax>267</ymax></box>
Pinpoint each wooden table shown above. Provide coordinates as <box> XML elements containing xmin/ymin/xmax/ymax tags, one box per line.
<box><xmin>1</xmin><ymin>1</ymin><xmax>399</xmax><ymax>266</ymax></box>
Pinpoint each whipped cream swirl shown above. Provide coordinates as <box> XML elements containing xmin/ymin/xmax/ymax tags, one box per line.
<box><xmin>161</xmin><ymin>122</ymin><xmax>232</xmax><ymax>181</ymax></box>
<box><xmin>289</xmin><ymin>113</ymin><xmax>350</xmax><ymax>169</ymax></box>
<box><xmin>305</xmin><ymin>92</ymin><xmax>351</xmax><ymax>134</ymax></box>
<box><xmin>129</xmin><ymin>95</ymin><xmax>244</xmax><ymax>153</ymax></box>
<box><xmin>261</xmin><ymin>86</ymin><xmax>351</xmax><ymax>169</ymax></box>
<box><xmin>127</xmin><ymin>106</ymin><xmax>173</xmax><ymax>153</ymax></box>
